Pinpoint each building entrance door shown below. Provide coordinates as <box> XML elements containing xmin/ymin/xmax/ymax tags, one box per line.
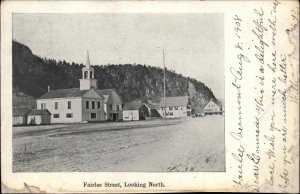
<box><xmin>112</xmin><ymin>113</ymin><xmax>118</xmax><ymax>121</ymax></box>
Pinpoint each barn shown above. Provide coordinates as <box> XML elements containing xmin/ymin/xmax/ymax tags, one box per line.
<box><xmin>122</xmin><ymin>102</ymin><xmax>149</xmax><ymax>121</ymax></box>
<box><xmin>27</xmin><ymin>109</ymin><xmax>51</xmax><ymax>125</ymax></box>
<box><xmin>13</xmin><ymin>106</ymin><xmax>32</xmax><ymax>126</ymax></box>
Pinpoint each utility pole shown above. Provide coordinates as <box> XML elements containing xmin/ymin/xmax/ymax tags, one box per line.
<box><xmin>163</xmin><ymin>49</ymin><xmax>166</xmax><ymax>119</ymax></box>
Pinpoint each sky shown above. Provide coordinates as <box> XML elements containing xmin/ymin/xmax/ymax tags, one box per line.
<box><xmin>13</xmin><ymin>13</ymin><xmax>224</xmax><ymax>99</ymax></box>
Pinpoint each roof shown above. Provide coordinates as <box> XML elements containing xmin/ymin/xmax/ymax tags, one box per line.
<box><xmin>144</xmin><ymin>102</ymin><xmax>159</xmax><ymax>109</ymax></box>
<box><xmin>13</xmin><ymin>106</ymin><xmax>32</xmax><ymax>116</ymax></box>
<box><xmin>203</xmin><ymin>99</ymin><xmax>222</xmax><ymax>108</ymax></box>
<box><xmin>102</xmin><ymin>95</ymin><xmax>109</xmax><ymax>103</ymax></box>
<box><xmin>13</xmin><ymin>94</ymin><xmax>36</xmax><ymax>108</ymax></box>
<box><xmin>123</xmin><ymin>102</ymin><xmax>144</xmax><ymax>110</ymax></box>
<box><xmin>39</xmin><ymin>88</ymin><xmax>80</xmax><ymax>99</ymax></box>
<box><xmin>38</xmin><ymin>88</ymin><xmax>104</xmax><ymax>99</ymax></box>
<box><xmin>98</xmin><ymin>89</ymin><xmax>114</xmax><ymax>103</ymax></box>
<box><xmin>98</xmin><ymin>89</ymin><xmax>115</xmax><ymax>96</ymax></box>
<box><xmin>28</xmin><ymin>109</ymin><xmax>51</xmax><ymax>115</ymax></box>
<box><xmin>159</xmin><ymin>96</ymin><xmax>190</xmax><ymax>107</ymax></box>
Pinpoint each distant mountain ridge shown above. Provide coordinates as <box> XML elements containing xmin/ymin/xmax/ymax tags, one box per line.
<box><xmin>12</xmin><ymin>41</ymin><xmax>216</xmax><ymax>107</ymax></box>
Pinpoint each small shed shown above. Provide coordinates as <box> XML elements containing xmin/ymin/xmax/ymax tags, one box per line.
<box><xmin>27</xmin><ymin>109</ymin><xmax>51</xmax><ymax>125</ymax></box>
<box><xmin>123</xmin><ymin>102</ymin><xmax>149</xmax><ymax>121</ymax></box>
<box><xmin>13</xmin><ymin>106</ymin><xmax>32</xmax><ymax>126</ymax></box>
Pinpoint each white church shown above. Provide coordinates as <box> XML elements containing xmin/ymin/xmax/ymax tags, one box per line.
<box><xmin>37</xmin><ymin>52</ymin><xmax>123</xmax><ymax>123</ymax></box>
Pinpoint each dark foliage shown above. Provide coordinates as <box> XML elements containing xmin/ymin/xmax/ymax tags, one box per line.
<box><xmin>13</xmin><ymin>41</ymin><xmax>216</xmax><ymax>103</ymax></box>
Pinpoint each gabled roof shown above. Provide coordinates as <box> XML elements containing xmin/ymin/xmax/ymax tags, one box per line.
<box><xmin>73</xmin><ymin>89</ymin><xmax>90</xmax><ymax>97</ymax></box>
<box><xmin>101</xmin><ymin>95</ymin><xmax>109</xmax><ymax>103</ymax></box>
<box><xmin>159</xmin><ymin>96</ymin><xmax>190</xmax><ymax>107</ymax></box>
<box><xmin>203</xmin><ymin>98</ymin><xmax>222</xmax><ymax>108</ymax></box>
<box><xmin>98</xmin><ymin>89</ymin><xmax>115</xmax><ymax>96</ymax></box>
<box><xmin>28</xmin><ymin>109</ymin><xmax>51</xmax><ymax>115</ymax></box>
<box><xmin>98</xmin><ymin>89</ymin><xmax>120</xmax><ymax>103</ymax></box>
<box><xmin>98</xmin><ymin>89</ymin><xmax>114</xmax><ymax>103</ymax></box>
<box><xmin>13</xmin><ymin>106</ymin><xmax>32</xmax><ymax>116</ymax></box>
<box><xmin>123</xmin><ymin>102</ymin><xmax>144</xmax><ymax>110</ymax></box>
<box><xmin>38</xmin><ymin>87</ymin><xmax>103</xmax><ymax>99</ymax></box>
<box><xmin>39</xmin><ymin>88</ymin><xmax>81</xmax><ymax>99</ymax></box>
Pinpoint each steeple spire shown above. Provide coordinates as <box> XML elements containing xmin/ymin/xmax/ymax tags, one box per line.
<box><xmin>80</xmin><ymin>51</ymin><xmax>97</xmax><ymax>90</ymax></box>
<box><xmin>86</xmin><ymin>50</ymin><xmax>90</xmax><ymax>68</ymax></box>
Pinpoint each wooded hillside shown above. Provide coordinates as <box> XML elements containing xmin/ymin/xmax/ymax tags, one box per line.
<box><xmin>13</xmin><ymin>41</ymin><xmax>216</xmax><ymax>105</ymax></box>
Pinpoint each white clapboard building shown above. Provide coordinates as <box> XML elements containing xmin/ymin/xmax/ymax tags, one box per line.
<box><xmin>37</xmin><ymin>52</ymin><xmax>122</xmax><ymax>123</ymax></box>
<box><xmin>122</xmin><ymin>102</ymin><xmax>149</xmax><ymax>121</ymax></box>
<box><xmin>158</xmin><ymin>96</ymin><xmax>191</xmax><ymax>118</ymax></box>
<box><xmin>202</xmin><ymin>99</ymin><xmax>222</xmax><ymax>115</ymax></box>
<box><xmin>98</xmin><ymin>89</ymin><xmax>123</xmax><ymax>121</ymax></box>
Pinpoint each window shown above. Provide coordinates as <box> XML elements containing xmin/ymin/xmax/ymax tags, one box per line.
<box><xmin>90</xmin><ymin>71</ymin><xmax>93</xmax><ymax>79</ymax></box>
<box><xmin>68</xmin><ymin>101</ymin><xmax>71</xmax><ymax>109</ymax></box>
<box><xmin>116</xmin><ymin>105</ymin><xmax>119</xmax><ymax>111</ymax></box>
<box><xmin>86</xmin><ymin>101</ymin><xmax>89</xmax><ymax>109</ymax></box>
<box><xmin>181</xmin><ymin>107</ymin><xmax>183</xmax><ymax>110</ymax></box>
<box><xmin>187</xmin><ymin>106</ymin><xmax>191</xmax><ymax>109</ymax></box>
<box><xmin>169</xmin><ymin>107</ymin><xmax>173</xmax><ymax>110</ymax></box>
<box><xmin>55</xmin><ymin>102</ymin><xmax>58</xmax><ymax>110</ymax></box>
<box><xmin>41</xmin><ymin>103</ymin><xmax>46</xmax><ymax>109</ymax></box>
<box><xmin>84</xmin><ymin>71</ymin><xmax>88</xmax><ymax>78</ymax></box>
<box><xmin>97</xmin><ymin>102</ymin><xmax>100</xmax><ymax>109</ymax></box>
<box><xmin>109</xmin><ymin>104</ymin><xmax>112</xmax><ymax>110</ymax></box>
<box><xmin>66</xmin><ymin>113</ymin><xmax>73</xmax><ymax>118</ymax></box>
<box><xmin>53</xmin><ymin>114</ymin><xmax>59</xmax><ymax>118</ymax></box>
<box><xmin>91</xmin><ymin>113</ymin><xmax>96</xmax><ymax>119</ymax></box>
<box><xmin>92</xmin><ymin>101</ymin><xmax>95</xmax><ymax>109</ymax></box>
<box><xmin>175</xmin><ymin>106</ymin><xmax>178</xmax><ymax>110</ymax></box>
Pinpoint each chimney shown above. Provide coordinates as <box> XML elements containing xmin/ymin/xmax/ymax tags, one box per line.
<box><xmin>48</xmin><ymin>86</ymin><xmax>50</xmax><ymax>92</ymax></box>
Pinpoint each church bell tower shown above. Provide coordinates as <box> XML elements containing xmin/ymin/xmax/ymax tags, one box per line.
<box><xmin>79</xmin><ymin>51</ymin><xmax>98</xmax><ymax>90</ymax></box>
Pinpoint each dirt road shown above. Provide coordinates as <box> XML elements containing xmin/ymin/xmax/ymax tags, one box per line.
<box><xmin>13</xmin><ymin>115</ymin><xmax>224</xmax><ymax>172</ymax></box>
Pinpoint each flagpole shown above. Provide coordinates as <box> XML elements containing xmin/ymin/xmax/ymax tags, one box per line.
<box><xmin>163</xmin><ymin>49</ymin><xmax>166</xmax><ymax>119</ymax></box>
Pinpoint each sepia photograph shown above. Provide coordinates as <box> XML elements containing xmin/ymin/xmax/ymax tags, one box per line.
<box><xmin>12</xmin><ymin>13</ymin><xmax>225</xmax><ymax>172</ymax></box>
<box><xmin>2</xmin><ymin>0</ymin><xmax>299</xmax><ymax>193</ymax></box>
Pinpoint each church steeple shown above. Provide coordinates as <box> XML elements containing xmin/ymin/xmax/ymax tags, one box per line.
<box><xmin>79</xmin><ymin>51</ymin><xmax>97</xmax><ymax>90</ymax></box>
<box><xmin>86</xmin><ymin>50</ymin><xmax>90</xmax><ymax>68</ymax></box>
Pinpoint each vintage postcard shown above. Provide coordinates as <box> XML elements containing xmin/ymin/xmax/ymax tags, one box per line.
<box><xmin>1</xmin><ymin>0</ymin><xmax>299</xmax><ymax>193</ymax></box>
